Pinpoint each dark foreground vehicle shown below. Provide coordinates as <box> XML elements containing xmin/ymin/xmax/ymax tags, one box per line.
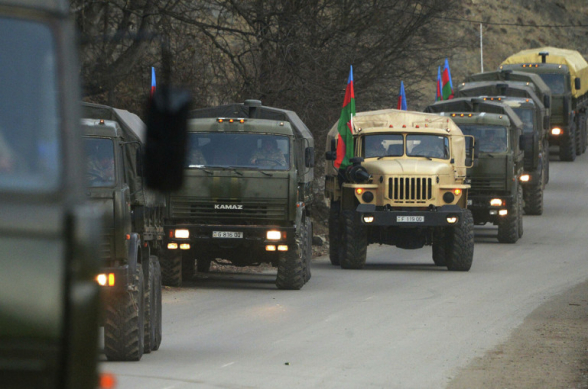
<box><xmin>161</xmin><ymin>100</ymin><xmax>315</xmax><ymax>290</ymax></box>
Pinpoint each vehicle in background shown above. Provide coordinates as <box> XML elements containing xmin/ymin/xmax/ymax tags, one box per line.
<box><xmin>454</xmin><ymin>81</ymin><xmax>549</xmax><ymax>214</ymax></box>
<box><xmin>81</xmin><ymin>102</ymin><xmax>164</xmax><ymax>361</ymax></box>
<box><xmin>324</xmin><ymin>109</ymin><xmax>476</xmax><ymax>271</ymax></box>
<box><xmin>161</xmin><ymin>100</ymin><xmax>315</xmax><ymax>290</ymax></box>
<box><xmin>425</xmin><ymin>98</ymin><xmax>525</xmax><ymax>243</ymax></box>
<box><xmin>501</xmin><ymin>47</ymin><xmax>588</xmax><ymax>161</ymax></box>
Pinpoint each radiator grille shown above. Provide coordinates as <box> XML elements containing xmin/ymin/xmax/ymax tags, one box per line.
<box><xmin>470</xmin><ymin>177</ymin><xmax>505</xmax><ymax>195</ymax></box>
<box><xmin>170</xmin><ymin>197</ymin><xmax>287</xmax><ymax>221</ymax></box>
<box><xmin>388</xmin><ymin>177</ymin><xmax>433</xmax><ymax>202</ymax></box>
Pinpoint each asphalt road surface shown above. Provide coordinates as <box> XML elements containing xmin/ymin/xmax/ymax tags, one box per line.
<box><xmin>102</xmin><ymin>150</ymin><xmax>588</xmax><ymax>389</ymax></box>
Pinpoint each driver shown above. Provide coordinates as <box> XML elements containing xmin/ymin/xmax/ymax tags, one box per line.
<box><xmin>87</xmin><ymin>148</ymin><xmax>114</xmax><ymax>183</ymax></box>
<box><xmin>250</xmin><ymin>138</ymin><xmax>286</xmax><ymax>166</ymax></box>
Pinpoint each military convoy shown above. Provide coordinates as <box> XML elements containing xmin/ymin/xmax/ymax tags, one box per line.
<box><xmin>501</xmin><ymin>47</ymin><xmax>588</xmax><ymax>161</ymax></box>
<box><xmin>425</xmin><ymin>99</ymin><xmax>525</xmax><ymax>243</ymax></box>
<box><xmin>161</xmin><ymin>100</ymin><xmax>315</xmax><ymax>290</ymax></box>
<box><xmin>81</xmin><ymin>103</ymin><xmax>164</xmax><ymax>361</ymax></box>
<box><xmin>324</xmin><ymin>109</ymin><xmax>476</xmax><ymax>271</ymax></box>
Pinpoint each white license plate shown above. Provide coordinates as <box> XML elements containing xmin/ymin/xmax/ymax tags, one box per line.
<box><xmin>397</xmin><ymin>216</ymin><xmax>425</xmax><ymax>223</ymax></box>
<box><xmin>467</xmin><ymin>199</ymin><xmax>473</xmax><ymax>206</ymax></box>
<box><xmin>212</xmin><ymin>231</ymin><xmax>243</xmax><ymax>239</ymax></box>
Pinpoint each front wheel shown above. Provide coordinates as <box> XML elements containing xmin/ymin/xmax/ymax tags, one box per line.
<box><xmin>276</xmin><ymin>234</ymin><xmax>305</xmax><ymax>290</ymax></box>
<box><xmin>161</xmin><ymin>250</ymin><xmax>182</xmax><ymax>287</ymax></box>
<box><xmin>523</xmin><ymin>178</ymin><xmax>543</xmax><ymax>216</ymax></box>
<box><xmin>339</xmin><ymin>210</ymin><xmax>367</xmax><ymax>269</ymax></box>
<box><xmin>445</xmin><ymin>210</ymin><xmax>474</xmax><ymax>271</ymax></box>
<box><xmin>497</xmin><ymin>187</ymin><xmax>521</xmax><ymax>244</ymax></box>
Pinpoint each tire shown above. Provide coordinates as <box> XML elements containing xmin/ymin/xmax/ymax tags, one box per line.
<box><xmin>339</xmin><ymin>210</ymin><xmax>367</xmax><ymax>269</ymax></box>
<box><xmin>523</xmin><ymin>179</ymin><xmax>543</xmax><ymax>216</ymax></box>
<box><xmin>575</xmin><ymin>119</ymin><xmax>584</xmax><ymax>155</ymax></box>
<box><xmin>544</xmin><ymin>146</ymin><xmax>550</xmax><ymax>184</ymax></box>
<box><xmin>275</xmin><ymin>233</ymin><xmax>305</xmax><ymax>290</ymax></box>
<box><xmin>196</xmin><ymin>256</ymin><xmax>212</xmax><ymax>273</ymax></box>
<box><xmin>104</xmin><ymin>263</ymin><xmax>145</xmax><ymax>361</ymax></box>
<box><xmin>182</xmin><ymin>253</ymin><xmax>194</xmax><ymax>281</ymax></box>
<box><xmin>328</xmin><ymin>202</ymin><xmax>341</xmax><ymax>266</ymax></box>
<box><xmin>497</xmin><ymin>186</ymin><xmax>520</xmax><ymax>243</ymax></box>
<box><xmin>143</xmin><ymin>257</ymin><xmax>156</xmax><ymax>353</ymax></box>
<box><xmin>432</xmin><ymin>228</ymin><xmax>447</xmax><ymax>267</ymax></box>
<box><xmin>559</xmin><ymin>127</ymin><xmax>576</xmax><ymax>161</ymax></box>
<box><xmin>161</xmin><ymin>250</ymin><xmax>182</xmax><ymax>287</ymax></box>
<box><xmin>446</xmin><ymin>209</ymin><xmax>474</xmax><ymax>271</ymax></box>
<box><xmin>152</xmin><ymin>258</ymin><xmax>162</xmax><ymax>351</ymax></box>
<box><xmin>517</xmin><ymin>185</ymin><xmax>524</xmax><ymax>238</ymax></box>
<box><xmin>303</xmin><ymin>217</ymin><xmax>312</xmax><ymax>283</ymax></box>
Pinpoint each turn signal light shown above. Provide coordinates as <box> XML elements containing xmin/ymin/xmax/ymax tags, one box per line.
<box><xmin>356</xmin><ymin>188</ymin><xmax>364</xmax><ymax>195</ymax></box>
<box><xmin>453</xmin><ymin>189</ymin><xmax>462</xmax><ymax>195</ymax></box>
<box><xmin>96</xmin><ymin>273</ymin><xmax>115</xmax><ymax>287</ymax></box>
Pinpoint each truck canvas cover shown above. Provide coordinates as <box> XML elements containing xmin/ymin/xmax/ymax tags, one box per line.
<box><xmin>326</xmin><ymin>109</ymin><xmax>467</xmax><ymax>178</ymax></box>
<box><xmin>501</xmin><ymin>47</ymin><xmax>588</xmax><ymax>98</ymax></box>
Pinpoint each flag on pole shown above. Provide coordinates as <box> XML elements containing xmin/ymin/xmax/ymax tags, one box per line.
<box><xmin>441</xmin><ymin>58</ymin><xmax>454</xmax><ymax>100</ymax></box>
<box><xmin>150</xmin><ymin>67</ymin><xmax>156</xmax><ymax>97</ymax></box>
<box><xmin>397</xmin><ymin>81</ymin><xmax>407</xmax><ymax>111</ymax></box>
<box><xmin>436</xmin><ymin>66</ymin><xmax>443</xmax><ymax>101</ymax></box>
<box><xmin>334</xmin><ymin>66</ymin><xmax>356</xmax><ymax>170</ymax></box>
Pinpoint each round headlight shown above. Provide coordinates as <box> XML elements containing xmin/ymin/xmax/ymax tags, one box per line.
<box><xmin>443</xmin><ymin>192</ymin><xmax>455</xmax><ymax>203</ymax></box>
<box><xmin>362</xmin><ymin>191</ymin><xmax>374</xmax><ymax>203</ymax></box>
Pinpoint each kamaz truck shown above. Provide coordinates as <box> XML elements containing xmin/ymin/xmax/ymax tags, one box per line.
<box><xmin>81</xmin><ymin>102</ymin><xmax>164</xmax><ymax>361</ymax></box>
<box><xmin>425</xmin><ymin>98</ymin><xmax>525</xmax><ymax>243</ymax></box>
<box><xmin>161</xmin><ymin>100</ymin><xmax>315</xmax><ymax>290</ymax></box>
<box><xmin>501</xmin><ymin>47</ymin><xmax>588</xmax><ymax>161</ymax></box>
<box><xmin>454</xmin><ymin>81</ymin><xmax>549</xmax><ymax>214</ymax></box>
<box><xmin>324</xmin><ymin>109</ymin><xmax>475</xmax><ymax>271</ymax></box>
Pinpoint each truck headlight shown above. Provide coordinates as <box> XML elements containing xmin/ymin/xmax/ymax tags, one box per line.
<box><xmin>551</xmin><ymin>127</ymin><xmax>562</xmax><ymax>136</ymax></box>
<box><xmin>175</xmin><ymin>229</ymin><xmax>189</xmax><ymax>238</ymax></box>
<box><xmin>520</xmin><ymin>174</ymin><xmax>530</xmax><ymax>182</ymax></box>
<box><xmin>499</xmin><ymin>209</ymin><xmax>508</xmax><ymax>216</ymax></box>
<box><xmin>490</xmin><ymin>198</ymin><xmax>503</xmax><ymax>206</ymax></box>
<box><xmin>267</xmin><ymin>230</ymin><xmax>281</xmax><ymax>240</ymax></box>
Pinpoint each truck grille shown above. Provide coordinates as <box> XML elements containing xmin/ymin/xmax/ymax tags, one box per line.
<box><xmin>470</xmin><ymin>177</ymin><xmax>505</xmax><ymax>194</ymax></box>
<box><xmin>170</xmin><ymin>197</ymin><xmax>287</xmax><ymax>221</ymax></box>
<box><xmin>388</xmin><ymin>177</ymin><xmax>433</xmax><ymax>202</ymax></box>
<box><xmin>101</xmin><ymin>230</ymin><xmax>114</xmax><ymax>261</ymax></box>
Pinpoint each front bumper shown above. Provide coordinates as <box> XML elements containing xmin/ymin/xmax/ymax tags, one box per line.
<box><xmin>356</xmin><ymin>204</ymin><xmax>465</xmax><ymax>227</ymax></box>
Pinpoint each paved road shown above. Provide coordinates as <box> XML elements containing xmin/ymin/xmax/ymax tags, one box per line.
<box><xmin>102</xmin><ymin>150</ymin><xmax>588</xmax><ymax>389</ymax></box>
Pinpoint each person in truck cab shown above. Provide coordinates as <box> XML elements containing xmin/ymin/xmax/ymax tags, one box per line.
<box><xmin>250</xmin><ymin>138</ymin><xmax>286</xmax><ymax>166</ymax></box>
<box><xmin>87</xmin><ymin>144</ymin><xmax>114</xmax><ymax>185</ymax></box>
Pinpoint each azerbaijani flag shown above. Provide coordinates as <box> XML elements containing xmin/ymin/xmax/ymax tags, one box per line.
<box><xmin>436</xmin><ymin>66</ymin><xmax>442</xmax><ymax>101</ymax></box>
<box><xmin>334</xmin><ymin>66</ymin><xmax>356</xmax><ymax>170</ymax></box>
<box><xmin>441</xmin><ymin>58</ymin><xmax>454</xmax><ymax>100</ymax></box>
<box><xmin>150</xmin><ymin>67</ymin><xmax>156</xmax><ymax>97</ymax></box>
<box><xmin>397</xmin><ymin>81</ymin><xmax>407</xmax><ymax>111</ymax></box>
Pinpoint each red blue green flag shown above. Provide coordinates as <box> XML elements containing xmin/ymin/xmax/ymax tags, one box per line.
<box><xmin>397</xmin><ymin>81</ymin><xmax>407</xmax><ymax>110</ymax></box>
<box><xmin>334</xmin><ymin>66</ymin><xmax>356</xmax><ymax>169</ymax></box>
<box><xmin>441</xmin><ymin>58</ymin><xmax>454</xmax><ymax>100</ymax></box>
<box><xmin>436</xmin><ymin>66</ymin><xmax>442</xmax><ymax>101</ymax></box>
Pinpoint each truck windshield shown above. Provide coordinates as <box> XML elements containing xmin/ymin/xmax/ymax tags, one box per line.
<box><xmin>186</xmin><ymin>133</ymin><xmax>290</xmax><ymax>170</ymax></box>
<box><xmin>0</xmin><ymin>18</ymin><xmax>60</xmax><ymax>192</ymax></box>
<box><xmin>538</xmin><ymin>73</ymin><xmax>566</xmax><ymax>94</ymax></box>
<box><xmin>84</xmin><ymin>138</ymin><xmax>115</xmax><ymax>187</ymax></box>
<box><xmin>459</xmin><ymin>125</ymin><xmax>508</xmax><ymax>153</ymax></box>
<box><xmin>363</xmin><ymin>134</ymin><xmax>404</xmax><ymax>158</ymax></box>
<box><xmin>406</xmin><ymin>135</ymin><xmax>449</xmax><ymax>159</ymax></box>
<box><xmin>511</xmin><ymin>107</ymin><xmax>535</xmax><ymax>134</ymax></box>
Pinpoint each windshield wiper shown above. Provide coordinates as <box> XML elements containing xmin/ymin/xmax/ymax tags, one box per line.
<box><xmin>248</xmin><ymin>167</ymin><xmax>273</xmax><ymax>176</ymax></box>
<box><xmin>189</xmin><ymin>165</ymin><xmax>214</xmax><ymax>174</ymax></box>
<box><xmin>226</xmin><ymin>166</ymin><xmax>243</xmax><ymax>176</ymax></box>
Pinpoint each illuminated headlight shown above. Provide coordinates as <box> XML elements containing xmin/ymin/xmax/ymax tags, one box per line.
<box><xmin>520</xmin><ymin>174</ymin><xmax>530</xmax><ymax>182</ymax></box>
<box><xmin>266</xmin><ymin>230</ymin><xmax>281</xmax><ymax>240</ymax></box>
<box><xmin>168</xmin><ymin>242</ymin><xmax>178</xmax><ymax>250</ymax></box>
<box><xmin>96</xmin><ymin>273</ymin><xmax>115</xmax><ymax>286</ymax></box>
<box><xmin>277</xmin><ymin>245</ymin><xmax>288</xmax><ymax>251</ymax></box>
<box><xmin>175</xmin><ymin>229</ymin><xmax>189</xmax><ymax>239</ymax></box>
<box><xmin>490</xmin><ymin>198</ymin><xmax>503</xmax><ymax>207</ymax></box>
<box><xmin>446</xmin><ymin>216</ymin><xmax>458</xmax><ymax>224</ymax></box>
<box><xmin>179</xmin><ymin>243</ymin><xmax>190</xmax><ymax>250</ymax></box>
<box><xmin>266</xmin><ymin>245</ymin><xmax>276</xmax><ymax>251</ymax></box>
<box><xmin>363</xmin><ymin>215</ymin><xmax>374</xmax><ymax>223</ymax></box>
<box><xmin>551</xmin><ymin>127</ymin><xmax>562</xmax><ymax>136</ymax></box>
<box><xmin>499</xmin><ymin>209</ymin><xmax>508</xmax><ymax>216</ymax></box>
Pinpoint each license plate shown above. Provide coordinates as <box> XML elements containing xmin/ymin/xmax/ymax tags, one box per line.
<box><xmin>397</xmin><ymin>216</ymin><xmax>424</xmax><ymax>223</ymax></box>
<box><xmin>467</xmin><ymin>199</ymin><xmax>473</xmax><ymax>206</ymax></box>
<box><xmin>212</xmin><ymin>231</ymin><xmax>243</xmax><ymax>238</ymax></box>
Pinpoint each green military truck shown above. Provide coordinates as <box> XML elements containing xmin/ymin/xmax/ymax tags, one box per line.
<box><xmin>425</xmin><ymin>98</ymin><xmax>525</xmax><ymax>243</ymax></box>
<box><xmin>324</xmin><ymin>109</ymin><xmax>475</xmax><ymax>271</ymax></box>
<box><xmin>501</xmin><ymin>47</ymin><xmax>588</xmax><ymax>161</ymax></box>
<box><xmin>454</xmin><ymin>81</ymin><xmax>549</xmax><ymax>214</ymax></box>
<box><xmin>81</xmin><ymin>103</ymin><xmax>164</xmax><ymax>361</ymax></box>
<box><xmin>161</xmin><ymin>100</ymin><xmax>315</xmax><ymax>290</ymax></box>
<box><xmin>0</xmin><ymin>1</ymin><xmax>103</xmax><ymax>387</ymax></box>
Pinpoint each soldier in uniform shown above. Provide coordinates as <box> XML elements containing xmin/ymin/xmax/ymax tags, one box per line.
<box><xmin>250</xmin><ymin>138</ymin><xmax>286</xmax><ymax>166</ymax></box>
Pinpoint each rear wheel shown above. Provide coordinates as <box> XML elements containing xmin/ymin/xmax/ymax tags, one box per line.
<box><xmin>328</xmin><ymin>202</ymin><xmax>341</xmax><ymax>266</ymax></box>
<box><xmin>104</xmin><ymin>263</ymin><xmax>145</xmax><ymax>361</ymax></box>
<box><xmin>339</xmin><ymin>210</ymin><xmax>367</xmax><ymax>269</ymax></box>
<box><xmin>559</xmin><ymin>127</ymin><xmax>576</xmax><ymax>161</ymax></box>
<box><xmin>446</xmin><ymin>210</ymin><xmax>474</xmax><ymax>271</ymax></box>
<box><xmin>161</xmin><ymin>250</ymin><xmax>182</xmax><ymax>287</ymax></box>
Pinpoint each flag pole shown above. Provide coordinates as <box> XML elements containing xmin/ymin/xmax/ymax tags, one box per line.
<box><xmin>480</xmin><ymin>23</ymin><xmax>484</xmax><ymax>73</ymax></box>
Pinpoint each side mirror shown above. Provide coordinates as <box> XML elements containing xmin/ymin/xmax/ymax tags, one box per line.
<box><xmin>575</xmin><ymin>77</ymin><xmax>581</xmax><ymax>91</ymax></box>
<box><xmin>144</xmin><ymin>86</ymin><xmax>192</xmax><ymax>191</ymax></box>
<box><xmin>543</xmin><ymin>95</ymin><xmax>550</xmax><ymax>109</ymax></box>
<box><xmin>325</xmin><ymin>138</ymin><xmax>338</xmax><ymax>161</ymax></box>
<box><xmin>305</xmin><ymin>147</ymin><xmax>315</xmax><ymax>167</ymax></box>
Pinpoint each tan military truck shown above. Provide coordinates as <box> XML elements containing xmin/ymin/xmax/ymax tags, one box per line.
<box><xmin>325</xmin><ymin>109</ymin><xmax>475</xmax><ymax>271</ymax></box>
